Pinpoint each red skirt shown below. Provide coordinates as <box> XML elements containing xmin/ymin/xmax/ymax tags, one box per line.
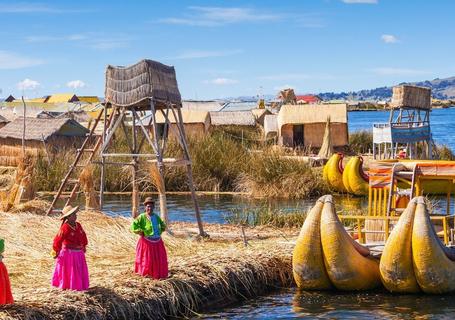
<box><xmin>135</xmin><ymin>237</ymin><xmax>168</xmax><ymax>279</ymax></box>
<box><xmin>0</xmin><ymin>261</ymin><xmax>13</xmax><ymax>304</ymax></box>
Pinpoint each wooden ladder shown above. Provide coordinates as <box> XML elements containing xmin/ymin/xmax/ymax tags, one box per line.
<box><xmin>386</xmin><ymin>163</ymin><xmax>417</xmax><ymax>216</ymax></box>
<box><xmin>46</xmin><ymin>109</ymin><xmax>114</xmax><ymax>215</ymax></box>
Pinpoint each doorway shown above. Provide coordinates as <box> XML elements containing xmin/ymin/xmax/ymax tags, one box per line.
<box><xmin>293</xmin><ymin>125</ymin><xmax>304</xmax><ymax>147</ymax></box>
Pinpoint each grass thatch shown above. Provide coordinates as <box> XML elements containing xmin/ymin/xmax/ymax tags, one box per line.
<box><xmin>0</xmin><ymin>206</ymin><xmax>295</xmax><ymax>319</ymax></box>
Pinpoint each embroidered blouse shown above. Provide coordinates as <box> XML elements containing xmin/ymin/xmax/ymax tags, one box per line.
<box><xmin>0</xmin><ymin>239</ymin><xmax>4</xmax><ymax>255</ymax></box>
<box><xmin>131</xmin><ymin>213</ymin><xmax>166</xmax><ymax>238</ymax></box>
<box><xmin>52</xmin><ymin>222</ymin><xmax>88</xmax><ymax>256</ymax></box>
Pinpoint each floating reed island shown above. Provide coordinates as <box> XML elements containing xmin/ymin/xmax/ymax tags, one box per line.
<box><xmin>0</xmin><ymin>205</ymin><xmax>295</xmax><ymax>320</ymax></box>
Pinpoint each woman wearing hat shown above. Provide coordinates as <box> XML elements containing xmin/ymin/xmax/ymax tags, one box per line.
<box><xmin>51</xmin><ymin>205</ymin><xmax>89</xmax><ymax>291</ymax></box>
<box><xmin>0</xmin><ymin>239</ymin><xmax>14</xmax><ymax>304</ymax></box>
<box><xmin>131</xmin><ymin>197</ymin><xmax>168</xmax><ymax>279</ymax></box>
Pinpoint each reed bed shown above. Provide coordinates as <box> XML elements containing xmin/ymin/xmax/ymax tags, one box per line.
<box><xmin>225</xmin><ymin>207</ymin><xmax>307</xmax><ymax>228</ymax></box>
<box><xmin>0</xmin><ymin>208</ymin><xmax>295</xmax><ymax>320</ymax></box>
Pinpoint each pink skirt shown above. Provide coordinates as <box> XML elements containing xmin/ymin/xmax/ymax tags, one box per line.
<box><xmin>135</xmin><ymin>237</ymin><xmax>168</xmax><ymax>279</ymax></box>
<box><xmin>0</xmin><ymin>261</ymin><xmax>14</xmax><ymax>304</ymax></box>
<box><xmin>52</xmin><ymin>248</ymin><xmax>89</xmax><ymax>291</ymax></box>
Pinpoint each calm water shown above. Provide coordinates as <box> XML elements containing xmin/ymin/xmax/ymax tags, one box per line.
<box><xmin>201</xmin><ymin>289</ymin><xmax>455</xmax><ymax>319</ymax></box>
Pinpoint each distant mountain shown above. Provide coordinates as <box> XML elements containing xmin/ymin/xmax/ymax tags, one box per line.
<box><xmin>318</xmin><ymin>76</ymin><xmax>455</xmax><ymax>101</ymax></box>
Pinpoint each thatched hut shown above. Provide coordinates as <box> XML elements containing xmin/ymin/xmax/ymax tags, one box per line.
<box><xmin>0</xmin><ymin>117</ymin><xmax>89</xmax><ymax>166</ymax></box>
<box><xmin>141</xmin><ymin>109</ymin><xmax>211</xmax><ymax>138</ymax></box>
<box><xmin>277</xmin><ymin>104</ymin><xmax>348</xmax><ymax>148</ymax></box>
<box><xmin>0</xmin><ymin>115</ymin><xmax>9</xmax><ymax>129</ymax></box>
<box><xmin>4</xmin><ymin>95</ymin><xmax>15</xmax><ymax>103</ymax></box>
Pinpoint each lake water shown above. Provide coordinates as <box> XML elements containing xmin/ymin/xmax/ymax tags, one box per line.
<box><xmin>196</xmin><ymin>108</ymin><xmax>455</xmax><ymax>319</ymax></box>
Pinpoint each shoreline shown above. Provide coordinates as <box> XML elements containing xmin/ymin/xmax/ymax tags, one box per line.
<box><xmin>0</xmin><ymin>210</ymin><xmax>295</xmax><ymax>319</ymax></box>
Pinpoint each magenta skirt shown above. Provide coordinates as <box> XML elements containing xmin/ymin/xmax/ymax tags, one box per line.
<box><xmin>135</xmin><ymin>237</ymin><xmax>168</xmax><ymax>279</ymax></box>
<box><xmin>52</xmin><ymin>248</ymin><xmax>89</xmax><ymax>291</ymax></box>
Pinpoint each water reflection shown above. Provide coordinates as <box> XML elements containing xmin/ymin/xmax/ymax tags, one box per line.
<box><xmin>202</xmin><ymin>288</ymin><xmax>455</xmax><ymax>319</ymax></box>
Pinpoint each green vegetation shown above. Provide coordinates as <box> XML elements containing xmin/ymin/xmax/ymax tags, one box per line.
<box><xmin>349</xmin><ymin>130</ymin><xmax>373</xmax><ymax>154</ymax></box>
<box><xmin>225</xmin><ymin>207</ymin><xmax>307</xmax><ymax>228</ymax></box>
<box><xmin>32</xmin><ymin>126</ymin><xmax>327</xmax><ymax>199</ymax></box>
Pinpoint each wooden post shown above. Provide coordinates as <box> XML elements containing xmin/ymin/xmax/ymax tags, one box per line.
<box><xmin>174</xmin><ymin>105</ymin><xmax>206</xmax><ymax>237</ymax></box>
<box><xmin>148</xmin><ymin>102</ymin><xmax>169</xmax><ymax>225</ymax></box>
<box><xmin>21</xmin><ymin>96</ymin><xmax>26</xmax><ymax>156</ymax></box>
<box><xmin>132</xmin><ymin>110</ymin><xmax>139</xmax><ymax>218</ymax></box>
<box><xmin>99</xmin><ymin>105</ymin><xmax>107</xmax><ymax>209</ymax></box>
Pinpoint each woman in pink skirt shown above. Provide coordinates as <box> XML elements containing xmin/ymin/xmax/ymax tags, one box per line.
<box><xmin>131</xmin><ymin>197</ymin><xmax>168</xmax><ymax>279</ymax></box>
<box><xmin>51</xmin><ymin>205</ymin><xmax>89</xmax><ymax>291</ymax></box>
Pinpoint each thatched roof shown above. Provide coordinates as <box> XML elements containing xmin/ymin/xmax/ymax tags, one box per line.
<box><xmin>277</xmin><ymin>104</ymin><xmax>347</xmax><ymax>128</ymax></box>
<box><xmin>0</xmin><ymin>117</ymin><xmax>89</xmax><ymax>141</ymax></box>
<box><xmin>105</xmin><ymin>59</ymin><xmax>181</xmax><ymax>108</ymax></box>
<box><xmin>182</xmin><ymin>100</ymin><xmax>224</xmax><ymax>112</ymax></box>
<box><xmin>46</xmin><ymin>94</ymin><xmax>79</xmax><ymax>104</ymax></box>
<box><xmin>210</xmin><ymin>111</ymin><xmax>256</xmax><ymax>126</ymax></box>
<box><xmin>154</xmin><ymin>110</ymin><xmax>210</xmax><ymax>124</ymax></box>
<box><xmin>78</xmin><ymin>96</ymin><xmax>100</xmax><ymax>104</ymax></box>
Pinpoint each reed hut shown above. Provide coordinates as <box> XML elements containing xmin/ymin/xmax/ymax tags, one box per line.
<box><xmin>140</xmin><ymin>109</ymin><xmax>211</xmax><ymax>138</ymax></box>
<box><xmin>78</xmin><ymin>96</ymin><xmax>100</xmax><ymax>104</ymax></box>
<box><xmin>277</xmin><ymin>104</ymin><xmax>348</xmax><ymax>148</ymax></box>
<box><xmin>209</xmin><ymin>110</ymin><xmax>257</xmax><ymax>128</ymax></box>
<box><xmin>4</xmin><ymin>95</ymin><xmax>15</xmax><ymax>102</ymax></box>
<box><xmin>251</xmin><ymin>108</ymin><xmax>272</xmax><ymax>127</ymax></box>
<box><xmin>0</xmin><ymin>117</ymin><xmax>89</xmax><ymax>166</ymax></box>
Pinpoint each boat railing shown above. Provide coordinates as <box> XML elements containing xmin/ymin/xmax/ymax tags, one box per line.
<box><xmin>339</xmin><ymin>214</ymin><xmax>455</xmax><ymax>245</ymax></box>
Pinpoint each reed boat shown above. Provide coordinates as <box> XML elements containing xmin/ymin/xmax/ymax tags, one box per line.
<box><xmin>292</xmin><ymin>196</ymin><xmax>332</xmax><ymax>290</ymax></box>
<box><xmin>323</xmin><ymin>153</ymin><xmax>346</xmax><ymax>193</ymax></box>
<box><xmin>320</xmin><ymin>195</ymin><xmax>381</xmax><ymax>290</ymax></box>
<box><xmin>379</xmin><ymin>198</ymin><xmax>420</xmax><ymax>293</ymax></box>
<box><xmin>293</xmin><ymin>195</ymin><xmax>381</xmax><ymax>291</ymax></box>
<box><xmin>341</xmin><ymin>156</ymin><xmax>369</xmax><ymax>196</ymax></box>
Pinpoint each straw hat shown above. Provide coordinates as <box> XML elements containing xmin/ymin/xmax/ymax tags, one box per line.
<box><xmin>143</xmin><ymin>197</ymin><xmax>155</xmax><ymax>206</ymax></box>
<box><xmin>60</xmin><ymin>205</ymin><xmax>79</xmax><ymax>220</ymax></box>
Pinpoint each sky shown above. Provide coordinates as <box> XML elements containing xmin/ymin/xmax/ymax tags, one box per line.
<box><xmin>1</xmin><ymin>0</ymin><xmax>455</xmax><ymax>100</ymax></box>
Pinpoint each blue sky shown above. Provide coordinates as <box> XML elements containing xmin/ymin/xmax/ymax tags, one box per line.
<box><xmin>1</xmin><ymin>0</ymin><xmax>455</xmax><ymax>100</ymax></box>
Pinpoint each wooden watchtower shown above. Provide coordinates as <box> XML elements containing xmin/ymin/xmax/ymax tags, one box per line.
<box><xmin>47</xmin><ymin>59</ymin><xmax>206</xmax><ymax>236</ymax></box>
<box><xmin>373</xmin><ymin>85</ymin><xmax>433</xmax><ymax>160</ymax></box>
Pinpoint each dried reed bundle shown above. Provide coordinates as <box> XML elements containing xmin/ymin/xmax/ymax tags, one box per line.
<box><xmin>149</xmin><ymin>164</ymin><xmax>169</xmax><ymax>225</ymax></box>
<box><xmin>0</xmin><ymin>209</ymin><xmax>294</xmax><ymax>320</ymax></box>
<box><xmin>79</xmin><ymin>165</ymin><xmax>100</xmax><ymax>210</ymax></box>
<box><xmin>13</xmin><ymin>154</ymin><xmax>35</xmax><ymax>204</ymax></box>
<box><xmin>317</xmin><ymin>117</ymin><xmax>333</xmax><ymax>159</ymax></box>
<box><xmin>391</xmin><ymin>85</ymin><xmax>431</xmax><ymax>110</ymax></box>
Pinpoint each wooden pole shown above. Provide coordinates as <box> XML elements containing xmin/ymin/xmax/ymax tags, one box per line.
<box><xmin>21</xmin><ymin>96</ymin><xmax>26</xmax><ymax>156</ymax></box>
<box><xmin>99</xmin><ymin>105</ymin><xmax>107</xmax><ymax>209</ymax></box>
<box><xmin>174</xmin><ymin>104</ymin><xmax>206</xmax><ymax>237</ymax></box>
<box><xmin>132</xmin><ymin>110</ymin><xmax>139</xmax><ymax>218</ymax></box>
<box><xmin>149</xmin><ymin>101</ymin><xmax>169</xmax><ymax>225</ymax></box>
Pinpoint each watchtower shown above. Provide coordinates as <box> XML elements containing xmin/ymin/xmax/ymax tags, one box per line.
<box><xmin>373</xmin><ymin>85</ymin><xmax>433</xmax><ymax>160</ymax></box>
<box><xmin>47</xmin><ymin>59</ymin><xmax>206</xmax><ymax>236</ymax></box>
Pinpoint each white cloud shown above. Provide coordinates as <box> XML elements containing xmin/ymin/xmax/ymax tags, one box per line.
<box><xmin>171</xmin><ymin>49</ymin><xmax>243</xmax><ymax>60</ymax></box>
<box><xmin>205</xmin><ymin>78</ymin><xmax>238</xmax><ymax>85</ymax></box>
<box><xmin>370</xmin><ymin>67</ymin><xmax>430</xmax><ymax>76</ymax></box>
<box><xmin>0</xmin><ymin>51</ymin><xmax>44</xmax><ymax>69</ymax></box>
<box><xmin>67</xmin><ymin>80</ymin><xmax>86</xmax><ymax>89</ymax></box>
<box><xmin>160</xmin><ymin>6</ymin><xmax>281</xmax><ymax>26</ymax></box>
<box><xmin>381</xmin><ymin>34</ymin><xmax>399</xmax><ymax>43</ymax></box>
<box><xmin>342</xmin><ymin>0</ymin><xmax>378</xmax><ymax>3</ymax></box>
<box><xmin>17</xmin><ymin>79</ymin><xmax>40</xmax><ymax>91</ymax></box>
<box><xmin>26</xmin><ymin>34</ymin><xmax>87</xmax><ymax>42</ymax></box>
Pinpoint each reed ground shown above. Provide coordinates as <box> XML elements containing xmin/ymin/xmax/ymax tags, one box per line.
<box><xmin>0</xmin><ymin>206</ymin><xmax>297</xmax><ymax>320</ymax></box>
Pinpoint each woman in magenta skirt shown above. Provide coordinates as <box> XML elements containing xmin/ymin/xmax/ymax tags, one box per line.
<box><xmin>131</xmin><ymin>197</ymin><xmax>168</xmax><ymax>279</ymax></box>
<box><xmin>51</xmin><ymin>205</ymin><xmax>89</xmax><ymax>291</ymax></box>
